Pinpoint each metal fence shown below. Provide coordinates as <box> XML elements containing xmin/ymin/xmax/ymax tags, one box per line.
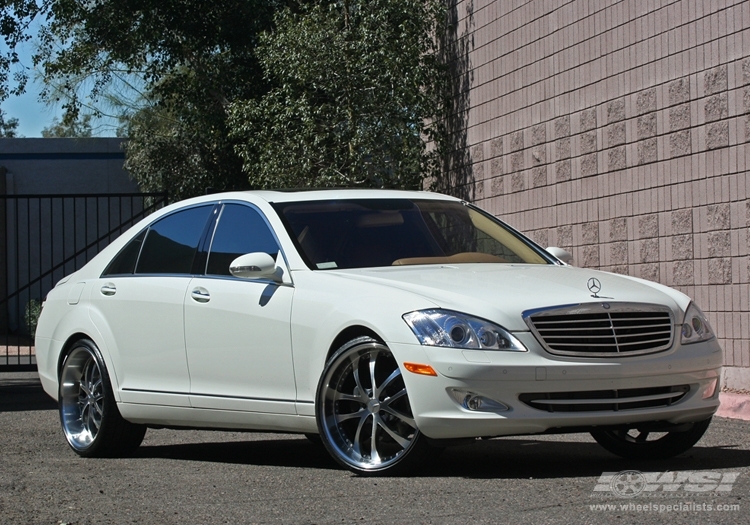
<box><xmin>1</xmin><ymin>193</ymin><xmax>168</xmax><ymax>371</ymax></box>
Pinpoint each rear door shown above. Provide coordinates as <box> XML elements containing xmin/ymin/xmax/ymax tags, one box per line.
<box><xmin>90</xmin><ymin>204</ymin><xmax>215</xmax><ymax>407</ymax></box>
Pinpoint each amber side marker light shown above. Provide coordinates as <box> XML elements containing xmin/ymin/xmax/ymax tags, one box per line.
<box><xmin>403</xmin><ymin>362</ymin><xmax>438</xmax><ymax>376</ymax></box>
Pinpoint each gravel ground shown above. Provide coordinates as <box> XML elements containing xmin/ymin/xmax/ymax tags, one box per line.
<box><xmin>2</xmin><ymin>372</ymin><xmax>750</xmax><ymax>525</ymax></box>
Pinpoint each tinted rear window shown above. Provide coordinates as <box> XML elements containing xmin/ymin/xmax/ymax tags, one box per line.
<box><xmin>136</xmin><ymin>205</ymin><xmax>213</xmax><ymax>274</ymax></box>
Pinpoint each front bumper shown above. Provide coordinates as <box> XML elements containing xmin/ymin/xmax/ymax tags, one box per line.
<box><xmin>391</xmin><ymin>334</ymin><xmax>723</xmax><ymax>440</ymax></box>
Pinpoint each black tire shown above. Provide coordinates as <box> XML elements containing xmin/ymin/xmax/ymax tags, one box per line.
<box><xmin>315</xmin><ymin>336</ymin><xmax>433</xmax><ymax>475</ymax></box>
<box><xmin>59</xmin><ymin>338</ymin><xmax>146</xmax><ymax>457</ymax></box>
<box><xmin>590</xmin><ymin>418</ymin><xmax>712</xmax><ymax>460</ymax></box>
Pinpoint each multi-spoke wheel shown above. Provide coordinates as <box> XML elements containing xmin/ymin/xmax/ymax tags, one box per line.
<box><xmin>316</xmin><ymin>336</ymin><xmax>431</xmax><ymax>475</ymax></box>
<box><xmin>59</xmin><ymin>339</ymin><xmax>146</xmax><ymax>457</ymax></box>
<box><xmin>590</xmin><ymin>418</ymin><xmax>712</xmax><ymax>460</ymax></box>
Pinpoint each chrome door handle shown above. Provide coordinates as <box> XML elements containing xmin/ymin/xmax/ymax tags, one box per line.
<box><xmin>191</xmin><ymin>287</ymin><xmax>210</xmax><ymax>303</ymax></box>
<box><xmin>100</xmin><ymin>283</ymin><xmax>116</xmax><ymax>296</ymax></box>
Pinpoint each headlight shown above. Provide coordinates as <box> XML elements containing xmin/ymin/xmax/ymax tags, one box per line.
<box><xmin>680</xmin><ymin>303</ymin><xmax>715</xmax><ymax>344</ymax></box>
<box><xmin>403</xmin><ymin>309</ymin><xmax>527</xmax><ymax>352</ymax></box>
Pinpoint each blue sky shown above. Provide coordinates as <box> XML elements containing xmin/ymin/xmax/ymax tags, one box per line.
<box><xmin>3</xmin><ymin>37</ymin><xmax>127</xmax><ymax>137</ymax></box>
<box><xmin>3</xmin><ymin>78</ymin><xmax>61</xmax><ymax>137</ymax></box>
<box><xmin>1</xmin><ymin>22</ymin><xmax>64</xmax><ymax>137</ymax></box>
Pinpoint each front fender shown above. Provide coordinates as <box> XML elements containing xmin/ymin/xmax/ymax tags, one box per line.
<box><xmin>289</xmin><ymin>271</ymin><xmax>439</xmax><ymax>406</ymax></box>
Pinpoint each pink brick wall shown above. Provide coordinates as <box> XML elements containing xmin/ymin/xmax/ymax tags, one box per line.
<box><xmin>444</xmin><ymin>0</ymin><xmax>750</xmax><ymax>380</ymax></box>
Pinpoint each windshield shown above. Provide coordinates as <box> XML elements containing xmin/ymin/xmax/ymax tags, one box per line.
<box><xmin>272</xmin><ymin>199</ymin><xmax>550</xmax><ymax>270</ymax></box>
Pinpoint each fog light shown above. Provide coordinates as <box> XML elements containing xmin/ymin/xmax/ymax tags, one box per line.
<box><xmin>465</xmin><ymin>394</ymin><xmax>483</xmax><ymax>410</ymax></box>
<box><xmin>449</xmin><ymin>389</ymin><xmax>509</xmax><ymax>412</ymax></box>
<box><xmin>702</xmin><ymin>378</ymin><xmax>719</xmax><ymax>399</ymax></box>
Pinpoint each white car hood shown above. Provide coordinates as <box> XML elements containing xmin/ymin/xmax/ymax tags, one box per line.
<box><xmin>331</xmin><ymin>264</ymin><xmax>688</xmax><ymax>332</ymax></box>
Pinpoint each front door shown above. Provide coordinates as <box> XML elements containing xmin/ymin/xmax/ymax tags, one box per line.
<box><xmin>183</xmin><ymin>202</ymin><xmax>297</xmax><ymax>413</ymax></box>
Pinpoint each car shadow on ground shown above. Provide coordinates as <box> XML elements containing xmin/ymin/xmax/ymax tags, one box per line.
<box><xmin>0</xmin><ymin>374</ymin><xmax>57</xmax><ymax>412</ymax></box>
<box><xmin>133</xmin><ymin>433</ymin><xmax>750</xmax><ymax>480</ymax></box>
<box><xmin>416</xmin><ymin>438</ymin><xmax>750</xmax><ymax>479</ymax></box>
<box><xmin>135</xmin><ymin>437</ymin><xmax>341</xmax><ymax>470</ymax></box>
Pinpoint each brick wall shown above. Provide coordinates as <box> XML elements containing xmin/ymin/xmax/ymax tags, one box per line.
<box><xmin>444</xmin><ymin>0</ymin><xmax>750</xmax><ymax>387</ymax></box>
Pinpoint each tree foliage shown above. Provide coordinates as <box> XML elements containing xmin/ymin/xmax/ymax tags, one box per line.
<box><xmin>0</xmin><ymin>108</ymin><xmax>19</xmax><ymax>137</ymax></box>
<box><xmin>33</xmin><ymin>0</ymin><xmax>281</xmax><ymax>199</ymax></box>
<box><xmin>0</xmin><ymin>0</ymin><xmax>45</xmax><ymax>100</ymax></box>
<box><xmin>122</xmin><ymin>104</ymin><xmax>249</xmax><ymax>198</ymax></box>
<box><xmin>41</xmin><ymin>113</ymin><xmax>92</xmax><ymax>137</ymax></box>
<box><xmin>35</xmin><ymin>0</ymin><xmax>278</xmax><ymax>116</ymax></box>
<box><xmin>1</xmin><ymin>0</ymin><xmax>449</xmax><ymax>197</ymax></box>
<box><xmin>230</xmin><ymin>0</ymin><xmax>446</xmax><ymax>190</ymax></box>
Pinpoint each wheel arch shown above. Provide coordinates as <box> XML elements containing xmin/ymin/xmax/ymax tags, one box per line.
<box><xmin>326</xmin><ymin>325</ymin><xmax>385</xmax><ymax>361</ymax></box>
<box><xmin>57</xmin><ymin>332</ymin><xmax>95</xmax><ymax>377</ymax></box>
<box><xmin>55</xmin><ymin>330</ymin><xmax>123</xmax><ymax>403</ymax></box>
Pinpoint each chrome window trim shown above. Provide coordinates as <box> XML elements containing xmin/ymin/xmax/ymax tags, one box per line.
<box><xmin>99</xmin><ymin>199</ymin><xmax>293</xmax><ymax>285</ymax></box>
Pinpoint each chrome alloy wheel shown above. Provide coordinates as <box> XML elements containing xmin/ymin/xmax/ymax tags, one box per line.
<box><xmin>60</xmin><ymin>344</ymin><xmax>105</xmax><ymax>451</ymax></box>
<box><xmin>318</xmin><ymin>338</ymin><xmax>422</xmax><ymax>474</ymax></box>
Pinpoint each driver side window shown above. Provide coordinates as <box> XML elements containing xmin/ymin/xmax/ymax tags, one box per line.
<box><xmin>206</xmin><ymin>204</ymin><xmax>280</xmax><ymax>276</ymax></box>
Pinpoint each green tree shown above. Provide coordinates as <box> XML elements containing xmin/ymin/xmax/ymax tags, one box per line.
<box><xmin>122</xmin><ymin>104</ymin><xmax>249</xmax><ymax>198</ymax></box>
<box><xmin>41</xmin><ymin>113</ymin><xmax>93</xmax><ymax>137</ymax></box>
<box><xmin>2</xmin><ymin>0</ymin><xmax>448</xmax><ymax>197</ymax></box>
<box><xmin>230</xmin><ymin>0</ymin><xmax>446</xmax><ymax>190</ymax></box>
<box><xmin>0</xmin><ymin>108</ymin><xmax>19</xmax><ymax>137</ymax></box>
<box><xmin>0</xmin><ymin>0</ymin><xmax>44</xmax><ymax>100</ymax></box>
<box><xmin>32</xmin><ymin>0</ymin><xmax>280</xmax><ymax>199</ymax></box>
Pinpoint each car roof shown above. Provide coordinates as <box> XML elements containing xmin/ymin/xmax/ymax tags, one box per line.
<box><xmin>242</xmin><ymin>188</ymin><xmax>463</xmax><ymax>204</ymax></box>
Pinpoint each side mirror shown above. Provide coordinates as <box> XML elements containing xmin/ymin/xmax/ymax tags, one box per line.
<box><xmin>229</xmin><ymin>252</ymin><xmax>279</xmax><ymax>280</ymax></box>
<box><xmin>546</xmin><ymin>246</ymin><xmax>573</xmax><ymax>265</ymax></box>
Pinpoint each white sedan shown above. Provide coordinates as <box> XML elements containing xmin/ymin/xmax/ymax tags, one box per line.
<box><xmin>36</xmin><ymin>189</ymin><xmax>722</xmax><ymax>475</ymax></box>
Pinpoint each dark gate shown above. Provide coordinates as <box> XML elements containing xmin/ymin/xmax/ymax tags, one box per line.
<box><xmin>1</xmin><ymin>193</ymin><xmax>168</xmax><ymax>371</ymax></box>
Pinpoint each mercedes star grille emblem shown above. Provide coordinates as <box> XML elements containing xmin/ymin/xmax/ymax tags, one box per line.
<box><xmin>587</xmin><ymin>277</ymin><xmax>602</xmax><ymax>297</ymax></box>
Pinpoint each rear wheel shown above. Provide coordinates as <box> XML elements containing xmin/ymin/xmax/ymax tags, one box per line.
<box><xmin>590</xmin><ymin>418</ymin><xmax>712</xmax><ymax>460</ymax></box>
<box><xmin>316</xmin><ymin>336</ymin><xmax>432</xmax><ymax>475</ymax></box>
<box><xmin>59</xmin><ymin>338</ymin><xmax>146</xmax><ymax>457</ymax></box>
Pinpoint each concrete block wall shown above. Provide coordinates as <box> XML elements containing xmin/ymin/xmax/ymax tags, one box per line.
<box><xmin>444</xmin><ymin>0</ymin><xmax>750</xmax><ymax>388</ymax></box>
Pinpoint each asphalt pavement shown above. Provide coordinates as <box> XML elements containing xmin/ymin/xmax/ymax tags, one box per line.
<box><xmin>1</xmin><ymin>371</ymin><xmax>749</xmax><ymax>525</ymax></box>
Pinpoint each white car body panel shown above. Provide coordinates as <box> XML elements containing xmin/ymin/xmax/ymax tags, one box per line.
<box><xmin>184</xmin><ymin>276</ymin><xmax>296</xmax><ymax>414</ymax></box>
<box><xmin>288</xmin><ymin>270</ymin><xmax>441</xmax><ymax>408</ymax></box>
<box><xmin>35</xmin><ymin>189</ymin><xmax>722</xmax><ymax>451</ymax></box>
<box><xmin>89</xmin><ymin>276</ymin><xmax>193</xmax><ymax>407</ymax></box>
<box><xmin>322</xmin><ymin>264</ymin><xmax>689</xmax><ymax>332</ymax></box>
<box><xmin>117</xmin><ymin>404</ymin><xmax>318</xmax><ymax>434</ymax></box>
<box><xmin>396</xmin><ymin>335</ymin><xmax>721</xmax><ymax>439</ymax></box>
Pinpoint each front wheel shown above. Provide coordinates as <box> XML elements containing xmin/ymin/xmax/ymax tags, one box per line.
<box><xmin>59</xmin><ymin>338</ymin><xmax>146</xmax><ymax>457</ymax></box>
<box><xmin>590</xmin><ymin>418</ymin><xmax>712</xmax><ymax>460</ymax></box>
<box><xmin>316</xmin><ymin>336</ymin><xmax>432</xmax><ymax>475</ymax></box>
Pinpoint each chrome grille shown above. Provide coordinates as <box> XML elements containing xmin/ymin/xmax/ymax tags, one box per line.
<box><xmin>524</xmin><ymin>302</ymin><xmax>674</xmax><ymax>357</ymax></box>
<box><xmin>519</xmin><ymin>385</ymin><xmax>690</xmax><ymax>413</ymax></box>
